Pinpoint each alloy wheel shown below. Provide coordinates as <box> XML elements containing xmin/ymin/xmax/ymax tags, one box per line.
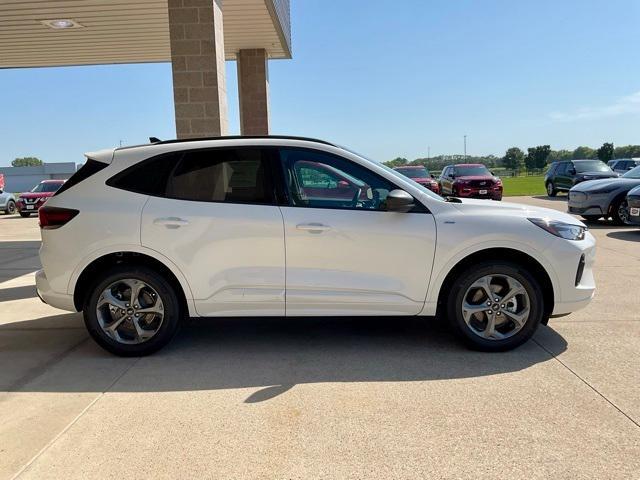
<box><xmin>7</xmin><ymin>201</ymin><xmax>15</xmax><ymax>214</ymax></box>
<box><xmin>96</xmin><ymin>278</ymin><xmax>165</xmax><ymax>344</ymax></box>
<box><xmin>461</xmin><ymin>274</ymin><xmax>530</xmax><ymax>340</ymax></box>
<box><xmin>618</xmin><ymin>200</ymin><xmax>632</xmax><ymax>225</ymax></box>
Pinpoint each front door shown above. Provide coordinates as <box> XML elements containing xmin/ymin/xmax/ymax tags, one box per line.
<box><xmin>277</xmin><ymin>147</ymin><xmax>437</xmax><ymax>316</ymax></box>
<box><xmin>140</xmin><ymin>147</ymin><xmax>285</xmax><ymax>316</ymax></box>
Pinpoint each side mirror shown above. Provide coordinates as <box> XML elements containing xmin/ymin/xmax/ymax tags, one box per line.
<box><xmin>386</xmin><ymin>189</ymin><xmax>415</xmax><ymax>213</ymax></box>
<box><xmin>337</xmin><ymin>180</ymin><xmax>350</xmax><ymax>189</ymax></box>
<box><xmin>569</xmin><ymin>168</ymin><xmax>576</xmax><ymax>175</ymax></box>
<box><xmin>450</xmin><ymin>173</ymin><xmax>456</xmax><ymax>179</ymax></box>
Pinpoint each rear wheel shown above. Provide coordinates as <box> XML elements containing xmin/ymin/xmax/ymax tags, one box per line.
<box><xmin>446</xmin><ymin>261</ymin><xmax>544</xmax><ymax>351</ymax></box>
<box><xmin>3</xmin><ymin>200</ymin><xmax>16</xmax><ymax>215</ymax></box>
<box><xmin>546</xmin><ymin>182</ymin><xmax>557</xmax><ymax>197</ymax></box>
<box><xmin>83</xmin><ymin>265</ymin><xmax>182</xmax><ymax>356</ymax></box>
<box><xmin>610</xmin><ymin>197</ymin><xmax>632</xmax><ymax>225</ymax></box>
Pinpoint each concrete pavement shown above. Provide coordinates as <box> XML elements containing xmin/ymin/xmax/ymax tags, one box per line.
<box><xmin>1</xmin><ymin>197</ymin><xmax>638</xmax><ymax>479</ymax></box>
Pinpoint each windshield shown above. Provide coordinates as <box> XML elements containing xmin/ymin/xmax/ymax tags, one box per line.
<box><xmin>31</xmin><ymin>182</ymin><xmax>62</xmax><ymax>193</ymax></box>
<box><xmin>622</xmin><ymin>165</ymin><xmax>640</xmax><ymax>179</ymax></box>
<box><xmin>395</xmin><ymin>166</ymin><xmax>430</xmax><ymax>178</ymax></box>
<box><xmin>337</xmin><ymin>146</ymin><xmax>444</xmax><ymax>201</ymax></box>
<box><xmin>574</xmin><ymin>161</ymin><xmax>611</xmax><ymax>173</ymax></box>
<box><xmin>454</xmin><ymin>165</ymin><xmax>491</xmax><ymax>176</ymax></box>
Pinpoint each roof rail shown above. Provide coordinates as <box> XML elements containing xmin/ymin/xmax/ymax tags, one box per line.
<box><xmin>152</xmin><ymin>135</ymin><xmax>335</xmax><ymax>146</ymax></box>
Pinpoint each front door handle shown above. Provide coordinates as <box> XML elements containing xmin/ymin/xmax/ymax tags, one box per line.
<box><xmin>153</xmin><ymin>217</ymin><xmax>189</xmax><ymax>228</ymax></box>
<box><xmin>296</xmin><ymin>222</ymin><xmax>331</xmax><ymax>233</ymax></box>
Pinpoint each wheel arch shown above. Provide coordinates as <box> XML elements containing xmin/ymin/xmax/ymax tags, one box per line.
<box><xmin>72</xmin><ymin>250</ymin><xmax>193</xmax><ymax>315</ymax></box>
<box><xmin>434</xmin><ymin>247</ymin><xmax>555</xmax><ymax>321</ymax></box>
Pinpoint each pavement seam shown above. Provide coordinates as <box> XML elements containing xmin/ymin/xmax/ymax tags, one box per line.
<box><xmin>533</xmin><ymin>338</ymin><xmax>640</xmax><ymax>430</ymax></box>
<box><xmin>10</xmin><ymin>357</ymin><xmax>141</xmax><ymax>480</ymax></box>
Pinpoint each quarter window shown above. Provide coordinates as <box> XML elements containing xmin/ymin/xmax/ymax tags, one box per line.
<box><xmin>279</xmin><ymin>148</ymin><xmax>398</xmax><ymax>211</ymax></box>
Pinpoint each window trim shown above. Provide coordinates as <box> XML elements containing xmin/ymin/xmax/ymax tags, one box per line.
<box><xmin>106</xmin><ymin>146</ymin><xmax>279</xmax><ymax>206</ymax></box>
<box><xmin>275</xmin><ymin>147</ymin><xmax>430</xmax><ymax>214</ymax></box>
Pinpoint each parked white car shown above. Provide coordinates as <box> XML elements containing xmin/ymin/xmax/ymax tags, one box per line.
<box><xmin>36</xmin><ymin>137</ymin><xmax>596</xmax><ymax>356</ymax></box>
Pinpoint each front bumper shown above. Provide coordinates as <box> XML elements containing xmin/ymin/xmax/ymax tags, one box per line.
<box><xmin>456</xmin><ymin>187</ymin><xmax>502</xmax><ymax>200</ymax></box>
<box><xmin>16</xmin><ymin>199</ymin><xmax>46</xmax><ymax>213</ymax></box>
<box><xmin>628</xmin><ymin>196</ymin><xmax>640</xmax><ymax>225</ymax></box>
<box><xmin>35</xmin><ymin>269</ymin><xmax>77</xmax><ymax>312</ymax></box>
<box><xmin>544</xmin><ymin>232</ymin><xmax>596</xmax><ymax>316</ymax></box>
<box><xmin>567</xmin><ymin>191</ymin><xmax>607</xmax><ymax>216</ymax></box>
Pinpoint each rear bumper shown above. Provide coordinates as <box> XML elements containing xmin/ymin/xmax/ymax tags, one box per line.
<box><xmin>35</xmin><ymin>269</ymin><xmax>77</xmax><ymax>312</ymax></box>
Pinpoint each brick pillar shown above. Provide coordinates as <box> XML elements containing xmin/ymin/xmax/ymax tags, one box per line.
<box><xmin>237</xmin><ymin>49</ymin><xmax>270</xmax><ymax>135</ymax></box>
<box><xmin>168</xmin><ymin>0</ymin><xmax>228</xmax><ymax>138</ymax></box>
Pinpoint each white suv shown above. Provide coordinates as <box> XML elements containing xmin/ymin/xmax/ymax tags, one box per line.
<box><xmin>36</xmin><ymin>137</ymin><xmax>596</xmax><ymax>356</ymax></box>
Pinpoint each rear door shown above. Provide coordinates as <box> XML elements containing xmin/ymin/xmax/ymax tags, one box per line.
<box><xmin>555</xmin><ymin>162</ymin><xmax>571</xmax><ymax>190</ymax></box>
<box><xmin>277</xmin><ymin>147</ymin><xmax>436</xmax><ymax>316</ymax></box>
<box><xmin>138</xmin><ymin>147</ymin><xmax>285</xmax><ymax>316</ymax></box>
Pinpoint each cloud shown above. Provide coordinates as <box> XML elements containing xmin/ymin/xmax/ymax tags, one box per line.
<box><xmin>549</xmin><ymin>91</ymin><xmax>640</xmax><ymax>122</ymax></box>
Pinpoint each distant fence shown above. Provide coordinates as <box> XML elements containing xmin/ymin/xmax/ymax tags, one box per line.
<box><xmin>492</xmin><ymin>168</ymin><xmax>547</xmax><ymax>177</ymax></box>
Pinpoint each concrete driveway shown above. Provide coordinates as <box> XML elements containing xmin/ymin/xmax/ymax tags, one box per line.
<box><xmin>1</xmin><ymin>197</ymin><xmax>639</xmax><ymax>479</ymax></box>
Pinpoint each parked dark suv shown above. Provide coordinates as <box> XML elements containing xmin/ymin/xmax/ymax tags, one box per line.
<box><xmin>545</xmin><ymin>160</ymin><xmax>617</xmax><ymax>197</ymax></box>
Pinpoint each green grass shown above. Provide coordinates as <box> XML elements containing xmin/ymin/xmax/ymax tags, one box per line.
<box><xmin>501</xmin><ymin>175</ymin><xmax>546</xmax><ymax>196</ymax></box>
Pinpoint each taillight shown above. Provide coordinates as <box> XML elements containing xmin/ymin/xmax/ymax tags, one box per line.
<box><xmin>38</xmin><ymin>207</ymin><xmax>79</xmax><ymax>229</ymax></box>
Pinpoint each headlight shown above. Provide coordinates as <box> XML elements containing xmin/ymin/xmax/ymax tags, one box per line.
<box><xmin>528</xmin><ymin>218</ymin><xmax>587</xmax><ymax>240</ymax></box>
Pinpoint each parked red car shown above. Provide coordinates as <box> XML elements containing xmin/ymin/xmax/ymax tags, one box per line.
<box><xmin>16</xmin><ymin>179</ymin><xmax>65</xmax><ymax>217</ymax></box>
<box><xmin>393</xmin><ymin>165</ymin><xmax>440</xmax><ymax>194</ymax></box>
<box><xmin>439</xmin><ymin>164</ymin><xmax>503</xmax><ymax>200</ymax></box>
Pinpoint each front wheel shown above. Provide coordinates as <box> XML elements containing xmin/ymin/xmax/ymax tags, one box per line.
<box><xmin>446</xmin><ymin>261</ymin><xmax>544</xmax><ymax>351</ymax></box>
<box><xmin>610</xmin><ymin>198</ymin><xmax>632</xmax><ymax>225</ymax></box>
<box><xmin>83</xmin><ymin>265</ymin><xmax>182</xmax><ymax>356</ymax></box>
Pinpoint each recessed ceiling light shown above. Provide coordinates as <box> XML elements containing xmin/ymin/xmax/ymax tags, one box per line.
<box><xmin>41</xmin><ymin>19</ymin><xmax>84</xmax><ymax>29</ymax></box>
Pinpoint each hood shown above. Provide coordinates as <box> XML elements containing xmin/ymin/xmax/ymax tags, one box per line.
<box><xmin>452</xmin><ymin>198</ymin><xmax>584</xmax><ymax>225</ymax></box>
<box><xmin>19</xmin><ymin>191</ymin><xmax>55</xmax><ymax>199</ymax></box>
<box><xmin>572</xmin><ymin>177</ymin><xmax>640</xmax><ymax>192</ymax></box>
<box><xmin>412</xmin><ymin>177</ymin><xmax>435</xmax><ymax>183</ymax></box>
<box><xmin>577</xmin><ymin>171</ymin><xmax>618</xmax><ymax>179</ymax></box>
<box><xmin>455</xmin><ymin>175</ymin><xmax>496</xmax><ymax>181</ymax></box>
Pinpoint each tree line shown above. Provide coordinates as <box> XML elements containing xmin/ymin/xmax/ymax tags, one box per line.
<box><xmin>385</xmin><ymin>143</ymin><xmax>640</xmax><ymax>173</ymax></box>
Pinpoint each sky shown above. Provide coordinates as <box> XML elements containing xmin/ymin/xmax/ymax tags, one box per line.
<box><xmin>1</xmin><ymin>0</ymin><xmax>639</xmax><ymax>166</ymax></box>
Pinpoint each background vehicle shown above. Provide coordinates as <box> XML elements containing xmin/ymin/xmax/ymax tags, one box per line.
<box><xmin>16</xmin><ymin>179</ymin><xmax>65</xmax><ymax>217</ymax></box>
<box><xmin>627</xmin><ymin>185</ymin><xmax>640</xmax><ymax>226</ymax></box>
<box><xmin>36</xmin><ymin>137</ymin><xmax>595</xmax><ymax>356</ymax></box>
<box><xmin>393</xmin><ymin>165</ymin><xmax>440</xmax><ymax>194</ymax></box>
<box><xmin>607</xmin><ymin>158</ymin><xmax>640</xmax><ymax>174</ymax></box>
<box><xmin>568</xmin><ymin>165</ymin><xmax>640</xmax><ymax>224</ymax></box>
<box><xmin>0</xmin><ymin>187</ymin><xmax>16</xmax><ymax>215</ymax></box>
<box><xmin>439</xmin><ymin>164</ymin><xmax>502</xmax><ymax>200</ymax></box>
<box><xmin>545</xmin><ymin>160</ymin><xmax>617</xmax><ymax>197</ymax></box>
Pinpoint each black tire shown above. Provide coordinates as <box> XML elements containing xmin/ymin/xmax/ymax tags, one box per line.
<box><xmin>581</xmin><ymin>215</ymin><xmax>601</xmax><ymax>223</ymax></box>
<box><xmin>4</xmin><ymin>200</ymin><xmax>16</xmax><ymax>215</ymax></box>
<box><xmin>446</xmin><ymin>261</ymin><xmax>544</xmax><ymax>352</ymax></box>
<box><xmin>83</xmin><ymin>265</ymin><xmax>182</xmax><ymax>356</ymax></box>
<box><xmin>610</xmin><ymin>197</ymin><xmax>632</xmax><ymax>226</ymax></box>
<box><xmin>546</xmin><ymin>182</ymin><xmax>557</xmax><ymax>197</ymax></box>
<box><xmin>19</xmin><ymin>211</ymin><xmax>31</xmax><ymax>217</ymax></box>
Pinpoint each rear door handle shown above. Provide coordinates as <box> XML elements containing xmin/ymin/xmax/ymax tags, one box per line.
<box><xmin>153</xmin><ymin>217</ymin><xmax>189</xmax><ymax>228</ymax></box>
<box><xmin>296</xmin><ymin>222</ymin><xmax>331</xmax><ymax>233</ymax></box>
